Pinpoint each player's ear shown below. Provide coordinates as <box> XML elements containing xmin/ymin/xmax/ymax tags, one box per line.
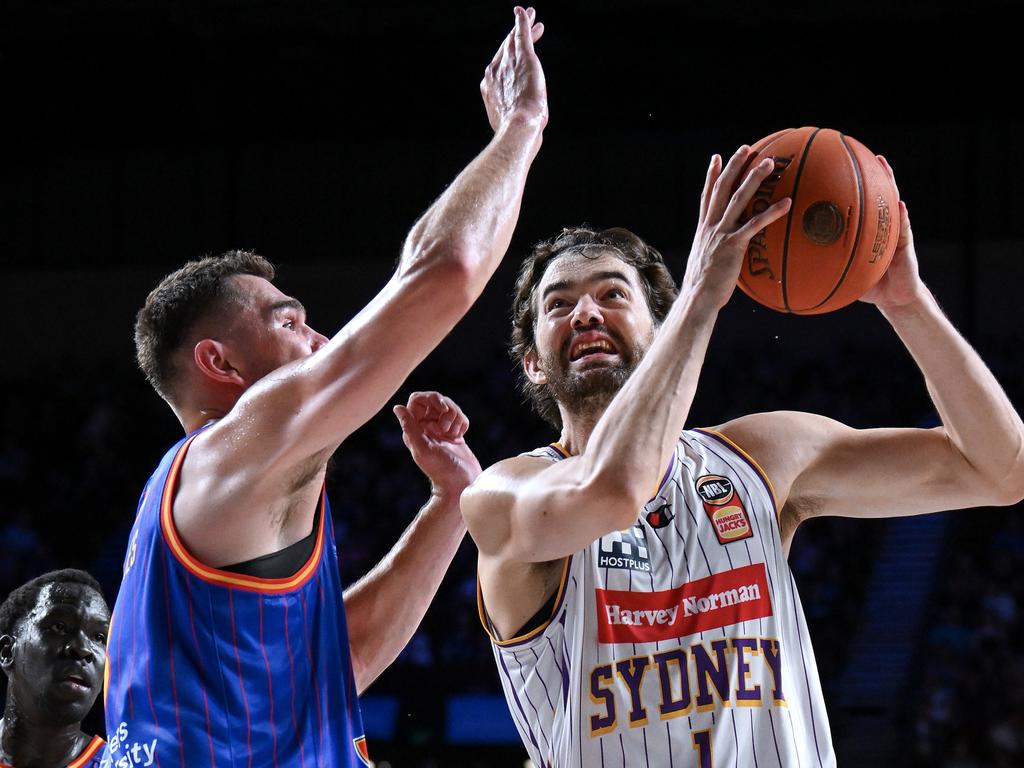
<box><xmin>0</xmin><ymin>635</ymin><xmax>16</xmax><ymax>671</ymax></box>
<box><xmin>523</xmin><ymin>348</ymin><xmax>547</xmax><ymax>385</ymax></box>
<box><xmin>193</xmin><ymin>339</ymin><xmax>245</xmax><ymax>387</ymax></box>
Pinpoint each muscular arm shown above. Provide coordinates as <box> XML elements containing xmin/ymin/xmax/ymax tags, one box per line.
<box><xmin>345</xmin><ymin>392</ymin><xmax>479</xmax><ymax>693</ymax></box>
<box><xmin>718</xmin><ymin>180</ymin><xmax>1024</xmax><ymax>551</ymax></box>
<box><xmin>463</xmin><ymin>148</ymin><xmax>793</xmax><ymax>564</ymax></box>
<box><xmin>345</xmin><ymin>492</ymin><xmax>465</xmax><ymax>693</ymax></box>
<box><xmin>175</xmin><ymin>9</ymin><xmax>547</xmax><ymax>563</ymax></box>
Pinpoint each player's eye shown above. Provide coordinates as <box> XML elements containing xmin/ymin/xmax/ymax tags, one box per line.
<box><xmin>604</xmin><ymin>288</ymin><xmax>625</xmax><ymax>300</ymax></box>
<box><xmin>94</xmin><ymin>632</ymin><xmax>107</xmax><ymax>644</ymax></box>
<box><xmin>546</xmin><ymin>298</ymin><xmax>567</xmax><ymax>312</ymax></box>
<box><xmin>51</xmin><ymin>621</ymin><xmax>67</xmax><ymax>633</ymax></box>
<box><xmin>283</xmin><ymin>319</ymin><xmax>296</xmax><ymax>329</ymax></box>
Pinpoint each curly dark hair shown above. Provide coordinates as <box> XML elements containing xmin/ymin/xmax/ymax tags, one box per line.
<box><xmin>135</xmin><ymin>250</ymin><xmax>275</xmax><ymax>401</ymax></box>
<box><xmin>510</xmin><ymin>226</ymin><xmax>678</xmax><ymax>428</ymax></box>
<box><xmin>0</xmin><ymin>569</ymin><xmax>105</xmax><ymax>638</ymax></box>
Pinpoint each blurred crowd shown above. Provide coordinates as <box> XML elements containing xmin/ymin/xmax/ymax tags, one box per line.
<box><xmin>2</xmin><ymin>323</ymin><xmax>1021</xmax><ymax>764</ymax></box>
<box><xmin>908</xmin><ymin>514</ymin><xmax>1024</xmax><ymax>767</ymax></box>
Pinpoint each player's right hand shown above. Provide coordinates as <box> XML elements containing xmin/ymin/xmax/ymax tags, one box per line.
<box><xmin>481</xmin><ymin>7</ymin><xmax>548</xmax><ymax>133</ymax></box>
<box><xmin>681</xmin><ymin>146</ymin><xmax>792</xmax><ymax>312</ymax></box>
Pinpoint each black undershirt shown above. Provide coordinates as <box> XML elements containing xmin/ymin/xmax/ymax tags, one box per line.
<box><xmin>222</xmin><ymin>505</ymin><xmax>320</xmax><ymax>578</ymax></box>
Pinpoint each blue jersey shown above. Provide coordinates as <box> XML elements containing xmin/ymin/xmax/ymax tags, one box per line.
<box><xmin>103</xmin><ymin>430</ymin><xmax>369</xmax><ymax>768</ymax></box>
<box><xmin>0</xmin><ymin>735</ymin><xmax>105</xmax><ymax>768</ymax></box>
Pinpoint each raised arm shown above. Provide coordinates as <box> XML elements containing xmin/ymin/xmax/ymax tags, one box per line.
<box><xmin>463</xmin><ymin>147</ymin><xmax>793</xmax><ymax>566</ymax></box>
<box><xmin>717</xmin><ymin>159</ymin><xmax>1024</xmax><ymax>551</ymax></box>
<box><xmin>174</xmin><ymin>9</ymin><xmax>547</xmax><ymax>564</ymax></box>
<box><xmin>214</xmin><ymin>8</ymin><xmax>546</xmax><ymax>472</ymax></box>
<box><xmin>344</xmin><ymin>392</ymin><xmax>479</xmax><ymax>693</ymax></box>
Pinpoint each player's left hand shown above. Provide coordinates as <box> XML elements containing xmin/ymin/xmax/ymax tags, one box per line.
<box><xmin>394</xmin><ymin>391</ymin><xmax>482</xmax><ymax>499</ymax></box>
<box><xmin>481</xmin><ymin>7</ymin><xmax>547</xmax><ymax>133</ymax></box>
<box><xmin>859</xmin><ymin>156</ymin><xmax>925</xmax><ymax>309</ymax></box>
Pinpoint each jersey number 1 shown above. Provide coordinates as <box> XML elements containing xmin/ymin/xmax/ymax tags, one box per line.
<box><xmin>692</xmin><ymin>729</ymin><xmax>713</xmax><ymax>768</ymax></box>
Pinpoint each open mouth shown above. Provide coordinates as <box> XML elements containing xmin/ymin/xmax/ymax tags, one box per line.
<box><xmin>569</xmin><ymin>333</ymin><xmax>619</xmax><ymax>362</ymax></box>
<box><xmin>61</xmin><ymin>673</ymin><xmax>91</xmax><ymax>690</ymax></box>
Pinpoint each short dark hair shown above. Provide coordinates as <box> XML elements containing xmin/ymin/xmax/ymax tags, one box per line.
<box><xmin>135</xmin><ymin>250</ymin><xmax>275</xmax><ymax>400</ymax></box>
<box><xmin>510</xmin><ymin>226</ymin><xmax>678</xmax><ymax>428</ymax></box>
<box><xmin>0</xmin><ymin>569</ymin><xmax>105</xmax><ymax>638</ymax></box>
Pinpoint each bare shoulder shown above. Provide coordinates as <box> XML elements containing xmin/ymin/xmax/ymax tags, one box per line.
<box><xmin>461</xmin><ymin>453</ymin><xmax>553</xmax><ymax>556</ymax></box>
<box><xmin>709</xmin><ymin>410</ymin><xmax>848</xmax><ymax>507</ymax></box>
<box><xmin>173</xmin><ymin>415</ymin><xmax>329</xmax><ymax>566</ymax></box>
<box><xmin>469</xmin><ymin>452</ymin><xmax>554</xmax><ymax>491</ymax></box>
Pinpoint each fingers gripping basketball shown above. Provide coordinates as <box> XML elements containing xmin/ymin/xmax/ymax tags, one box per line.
<box><xmin>737</xmin><ymin>127</ymin><xmax>900</xmax><ymax>314</ymax></box>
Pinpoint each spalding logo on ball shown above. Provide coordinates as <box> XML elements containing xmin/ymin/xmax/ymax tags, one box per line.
<box><xmin>738</xmin><ymin>126</ymin><xmax>900</xmax><ymax>314</ymax></box>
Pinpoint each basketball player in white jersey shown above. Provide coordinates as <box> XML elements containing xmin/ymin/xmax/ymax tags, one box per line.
<box><xmin>461</xmin><ymin>146</ymin><xmax>1024</xmax><ymax>767</ymax></box>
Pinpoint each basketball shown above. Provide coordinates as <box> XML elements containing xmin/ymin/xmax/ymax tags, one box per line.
<box><xmin>737</xmin><ymin>127</ymin><xmax>900</xmax><ymax>314</ymax></box>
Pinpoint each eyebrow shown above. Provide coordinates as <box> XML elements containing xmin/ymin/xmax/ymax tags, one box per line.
<box><xmin>266</xmin><ymin>298</ymin><xmax>306</xmax><ymax>317</ymax></box>
<box><xmin>540</xmin><ymin>270</ymin><xmax>634</xmax><ymax>301</ymax></box>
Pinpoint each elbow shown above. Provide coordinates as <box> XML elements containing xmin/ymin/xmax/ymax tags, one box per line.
<box><xmin>995</xmin><ymin>433</ymin><xmax>1024</xmax><ymax>506</ymax></box>
<box><xmin>975</xmin><ymin>455</ymin><xmax>1024</xmax><ymax>508</ymax></box>
<box><xmin>995</xmin><ymin>462</ymin><xmax>1024</xmax><ymax>507</ymax></box>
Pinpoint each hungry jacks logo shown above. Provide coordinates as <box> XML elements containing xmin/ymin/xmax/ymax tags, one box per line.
<box><xmin>695</xmin><ymin>475</ymin><xmax>753</xmax><ymax>544</ymax></box>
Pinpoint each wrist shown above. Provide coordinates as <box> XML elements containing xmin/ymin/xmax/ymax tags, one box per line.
<box><xmin>428</xmin><ymin>483</ymin><xmax>469</xmax><ymax>507</ymax></box>
<box><xmin>680</xmin><ymin>280</ymin><xmax>729</xmax><ymax>319</ymax></box>
<box><xmin>495</xmin><ymin>112</ymin><xmax>546</xmax><ymax>149</ymax></box>
<box><xmin>875</xmin><ymin>283</ymin><xmax>936</xmax><ymax>319</ymax></box>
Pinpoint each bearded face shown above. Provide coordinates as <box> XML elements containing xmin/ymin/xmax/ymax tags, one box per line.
<box><xmin>536</xmin><ymin>322</ymin><xmax>650</xmax><ymax>417</ymax></box>
<box><xmin>526</xmin><ymin>250</ymin><xmax>658</xmax><ymax>424</ymax></box>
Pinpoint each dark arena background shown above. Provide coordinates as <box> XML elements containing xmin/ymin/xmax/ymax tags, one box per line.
<box><xmin>2</xmin><ymin>1</ymin><xmax>1023</xmax><ymax>765</ymax></box>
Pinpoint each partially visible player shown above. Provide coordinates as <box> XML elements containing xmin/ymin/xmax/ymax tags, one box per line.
<box><xmin>102</xmin><ymin>7</ymin><xmax>546</xmax><ymax>767</ymax></box>
<box><xmin>462</xmin><ymin>149</ymin><xmax>1024</xmax><ymax>766</ymax></box>
<box><xmin>0</xmin><ymin>570</ymin><xmax>109</xmax><ymax>768</ymax></box>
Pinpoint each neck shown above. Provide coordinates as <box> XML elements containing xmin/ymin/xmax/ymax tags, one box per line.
<box><xmin>181</xmin><ymin>406</ymin><xmax>227</xmax><ymax>434</ymax></box>
<box><xmin>0</xmin><ymin>702</ymin><xmax>88</xmax><ymax>768</ymax></box>
<box><xmin>555</xmin><ymin>395</ymin><xmax>614</xmax><ymax>456</ymax></box>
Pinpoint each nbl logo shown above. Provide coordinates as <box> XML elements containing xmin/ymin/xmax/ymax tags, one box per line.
<box><xmin>695</xmin><ymin>474</ymin><xmax>754</xmax><ymax>545</ymax></box>
<box><xmin>696</xmin><ymin>475</ymin><xmax>734</xmax><ymax>504</ymax></box>
<box><xmin>598</xmin><ymin>524</ymin><xmax>651</xmax><ymax>572</ymax></box>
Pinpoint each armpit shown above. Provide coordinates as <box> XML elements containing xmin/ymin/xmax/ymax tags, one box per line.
<box><xmin>780</xmin><ymin>494</ymin><xmax>824</xmax><ymax>547</ymax></box>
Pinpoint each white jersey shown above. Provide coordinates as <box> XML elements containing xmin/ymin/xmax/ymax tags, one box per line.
<box><xmin>479</xmin><ymin>428</ymin><xmax>835</xmax><ymax>768</ymax></box>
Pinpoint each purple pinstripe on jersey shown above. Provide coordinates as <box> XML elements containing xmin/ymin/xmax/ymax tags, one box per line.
<box><xmin>483</xmin><ymin>433</ymin><xmax>835</xmax><ymax>767</ymax></box>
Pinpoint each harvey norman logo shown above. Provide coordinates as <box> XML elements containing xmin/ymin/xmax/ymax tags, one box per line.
<box><xmin>595</xmin><ymin>563</ymin><xmax>772</xmax><ymax>644</ymax></box>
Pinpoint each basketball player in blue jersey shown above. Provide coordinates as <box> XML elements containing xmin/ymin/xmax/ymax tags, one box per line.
<box><xmin>102</xmin><ymin>7</ymin><xmax>547</xmax><ymax>767</ymax></box>
<box><xmin>462</xmin><ymin>147</ymin><xmax>1024</xmax><ymax>767</ymax></box>
<box><xmin>1</xmin><ymin>570</ymin><xmax>109</xmax><ymax>768</ymax></box>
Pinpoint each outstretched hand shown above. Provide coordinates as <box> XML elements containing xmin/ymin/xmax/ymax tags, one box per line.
<box><xmin>682</xmin><ymin>146</ymin><xmax>793</xmax><ymax>312</ymax></box>
<box><xmin>859</xmin><ymin>156</ymin><xmax>922</xmax><ymax>309</ymax></box>
<box><xmin>394</xmin><ymin>391</ymin><xmax>482</xmax><ymax>499</ymax></box>
<box><xmin>481</xmin><ymin>6</ymin><xmax>548</xmax><ymax>133</ymax></box>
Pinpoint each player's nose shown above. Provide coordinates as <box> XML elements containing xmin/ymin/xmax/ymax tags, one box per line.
<box><xmin>63</xmin><ymin>632</ymin><xmax>95</xmax><ymax>663</ymax></box>
<box><xmin>570</xmin><ymin>294</ymin><xmax>604</xmax><ymax>329</ymax></box>
<box><xmin>309</xmin><ymin>328</ymin><xmax>329</xmax><ymax>352</ymax></box>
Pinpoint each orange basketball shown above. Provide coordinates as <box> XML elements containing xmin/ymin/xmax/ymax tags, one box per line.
<box><xmin>737</xmin><ymin>127</ymin><xmax>899</xmax><ymax>314</ymax></box>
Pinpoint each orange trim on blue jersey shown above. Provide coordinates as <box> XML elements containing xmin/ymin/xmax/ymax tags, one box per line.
<box><xmin>696</xmin><ymin>428</ymin><xmax>779</xmax><ymax>517</ymax></box>
<box><xmin>0</xmin><ymin>735</ymin><xmax>103</xmax><ymax>768</ymax></box>
<box><xmin>478</xmin><ymin>556</ymin><xmax>572</xmax><ymax>647</ymax></box>
<box><xmin>68</xmin><ymin>735</ymin><xmax>106</xmax><ymax>768</ymax></box>
<box><xmin>159</xmin><ymin>433</ymin><xmax>326</xmax><ymax>593</ymax></box>
<box><xmin>102</xmin><ymin>610</ymin><xmax>113</xmax><ymax>708</ymax></box>
<box><xmin>354</xmin><ymin>735</ymin><xmax>371</xmax><ymax>766</ymax></box>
